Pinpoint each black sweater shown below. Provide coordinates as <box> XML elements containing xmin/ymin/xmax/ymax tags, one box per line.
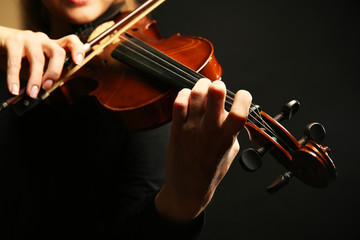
<box><xmin>0</xmin><ymin>72</ymin><xmax>203</xmax><ymax>239</ymax></box>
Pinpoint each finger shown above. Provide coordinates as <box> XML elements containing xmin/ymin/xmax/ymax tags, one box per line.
<box><xmin>42</xmin><ymin>42</ymin><xmax>66</xmax><ymax>90</ymax></box>
<box><xmin>26</xmin><ymin>43</ymin><xmax>45</xmax><ymax>98</ymax></box>
<box><xmin>203</xmin><ymin>80</ymin><xmax>227</xmax><ymax>127</ymax></box>
<box><xmin>6</xmin><ymin>39</ymin><xmax>24</xmax><ymax>95</ymax></box>
<box><xmin>56</xmin><ymin>34</ymin><xmax>84</xmax><ymax>65</ymax></box>
<box><xmin>223</xmin><ymin>89</ymin><xmax>252</xmax><ymax>136</ymax></box>
<box><xmin>187</xmin><ymin>78</ymin><xmax>212</xmax><ymax>124</ymax></box>
<box><xmin>172</xmin><ymin>88</ymin><xmax>191</xmax><ymax>127</ymax></box>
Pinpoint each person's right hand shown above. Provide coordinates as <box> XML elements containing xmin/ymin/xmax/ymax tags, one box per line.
<box><xmin>0</xmin><ymin>28</ymin><xmax>85</xmax><ymax>98</ymax></box>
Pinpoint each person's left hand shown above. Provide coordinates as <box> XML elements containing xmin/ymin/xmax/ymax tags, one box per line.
<box><xmin>155</xmin><ymin>78</ymin><xmax>252</xmax><ymax>222</ymax></box>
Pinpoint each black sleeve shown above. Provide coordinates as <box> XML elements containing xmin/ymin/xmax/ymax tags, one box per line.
<box><xmin>101</xmin><ymin>123</ymin><xmax>204</xmax><ymax>239</ymax></box>
<box><xmin>105</xmin><ymin>191</ymin><xmax>204</xmax><ymax>239</ymax></box>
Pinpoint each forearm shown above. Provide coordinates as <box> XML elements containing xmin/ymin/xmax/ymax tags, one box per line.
<box><xmin>155</xmin><ymin>182</ymin><xmax>211</xmax><ymax>223</ymax></box>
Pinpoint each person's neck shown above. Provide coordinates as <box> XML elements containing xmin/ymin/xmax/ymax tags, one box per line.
<box><xmin>48</xmin><ymin>15</ymin><xmax>73</xmax><ymax>39</ymax></box>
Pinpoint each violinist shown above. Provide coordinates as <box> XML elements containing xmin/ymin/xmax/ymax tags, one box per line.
<box><xmin>0</xmin><ymin>0</ymin><xmax>252</xmax><ymax>239</ymax></box>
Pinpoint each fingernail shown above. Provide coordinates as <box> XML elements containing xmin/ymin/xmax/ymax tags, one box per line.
<box><xmin>75</xmin><ymin>53</ymin><xmax>83</xmax><ymax>65</ymax></box>
<box><xmin>42</xmin><ymin>79</ymin><xmax>54</xmax><ymax>90</ymax></box>
<box><xmin>11</xmin><ymin>83</ymin><xmax>19</xmax><ymax>95</ymax></box>
<box><xmin>30</xmin><ymin>85</ymin><xmax>39</xmax><ymax>99</ymax></box>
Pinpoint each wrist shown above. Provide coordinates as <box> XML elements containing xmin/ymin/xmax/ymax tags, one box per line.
<box><xmin>154</xmin><ymin>184</ymin><xmax>209</xmax><ymax>223</ymax></box>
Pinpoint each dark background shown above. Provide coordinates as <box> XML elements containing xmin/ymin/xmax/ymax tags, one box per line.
<box><xmin>153</xmin><ymin>0</ymin><xmax>359</xmax><ymax>239</ymax></box>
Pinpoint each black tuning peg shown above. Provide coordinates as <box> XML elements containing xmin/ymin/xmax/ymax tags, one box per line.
<box><xmin>274</xmin><ymin>100</ymin><xmax>300</xmax><ymax>122</ymax></box>
<box><xmin>239</xmin><ymin>146</ymin><xmax>267</xmax><ymax>172</ymax></box>
<box><xmin>266</xmin><ymin>171</ymin><xmax>293</xmax><ymax>194</ymax></box>
<box><xmin>303</xmin><ymin>122</ymin><xmax>326</xmax><ymax>143</ymax></box>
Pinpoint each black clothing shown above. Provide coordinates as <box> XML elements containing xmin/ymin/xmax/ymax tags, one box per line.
<box><xmin>0</xmin><ymin>71</ymin><xmax>203</xmax><ymax>239</ymax></box>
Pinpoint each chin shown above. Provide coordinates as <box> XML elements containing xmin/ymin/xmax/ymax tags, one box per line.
<box><xmin>62</xmin><ymin>6</ymin><xmax>106</xmax><ymax>25</ymax></box>
<box><xmin>67</xmin><ymin>15</ymin><xmax>98</xmax><ymax>25</ymax></box>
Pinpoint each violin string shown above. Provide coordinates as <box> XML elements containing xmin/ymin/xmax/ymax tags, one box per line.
<box><xmin>116</xmin><ymin>35</ymin><xmax>280</xmax><ymax>139</ymax></box>
<box><xmin>118</xmin><ymin>35</ymin><xmax>264</xmax><ymax>129</ymax></box>
<box><xmin>121</xmin><ymin>36</ymin><xmax>206</xmax><ymax>85</ymax></box>
<box><xmin>115</xmin><ymin>34</ymin><xmax>280</xmax><ymax>140</ymax></box>
<box><xmin>117</xmin><ymin>35</ymin><xmax>237</xmax><ymax>108</ymax></box>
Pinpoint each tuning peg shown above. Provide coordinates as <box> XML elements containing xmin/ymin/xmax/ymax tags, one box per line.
<box><xmin>266</xmin><ymin>171</ymin><xmax>293</xmax><ymax>194</ymax></box>
<box><xmin>274</xmin><ymin>100</ymin><xmax>300</xmax><ymax>122</ymax></box>
<box><xmin>239</xmin><ymin>146</ymin><xmax>267</xmax><ymax>172</ymax></box>
<box><xmin>303</xmin><ymin>122</ymin><xmax>326</xmax><ymax>143</ymax></box>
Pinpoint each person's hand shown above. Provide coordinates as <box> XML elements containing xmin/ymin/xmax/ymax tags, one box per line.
<box><xmin>0</xmin><ymin>28</ymin><xmax>85</xmax><ymax>98</ymax></box>
<box><xmin>155</xmin><ymin>78</ymin><xmax>252</xmax><ymax>222</ymax></box>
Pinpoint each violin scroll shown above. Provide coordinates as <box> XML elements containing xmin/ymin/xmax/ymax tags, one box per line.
<box><xmin>239</xmin><ymin>100</ymin><xmax>337</xmax><ymax>193</ymax></box>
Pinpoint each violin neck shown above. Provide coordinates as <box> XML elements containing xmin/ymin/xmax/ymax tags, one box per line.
<box><xmin>112</xmin><ymin>35</ymin><xmax>204</xmax><ymax>88</ymax></box>
<box><xmin>111</xmin><ymin>34</ymin><xmax>235</xmax><ymax>111</ymax></box>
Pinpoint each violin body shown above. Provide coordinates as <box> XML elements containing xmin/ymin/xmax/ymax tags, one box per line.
<box><xmin>58</xmin><ymin>14</ymin><xmax>222</xmax><ymax>129</ymax></box>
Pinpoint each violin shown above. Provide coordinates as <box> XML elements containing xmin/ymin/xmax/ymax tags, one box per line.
<box><xmin>0</xmin><ymin>0</ymin><xmax>337</xmax><ymax>193</ymax></box>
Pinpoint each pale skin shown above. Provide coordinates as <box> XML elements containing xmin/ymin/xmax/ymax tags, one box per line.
<box><xmin>0</xmin><ymin>0</ymin><xmax>252</xmax><ymax>223</ymax></box>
